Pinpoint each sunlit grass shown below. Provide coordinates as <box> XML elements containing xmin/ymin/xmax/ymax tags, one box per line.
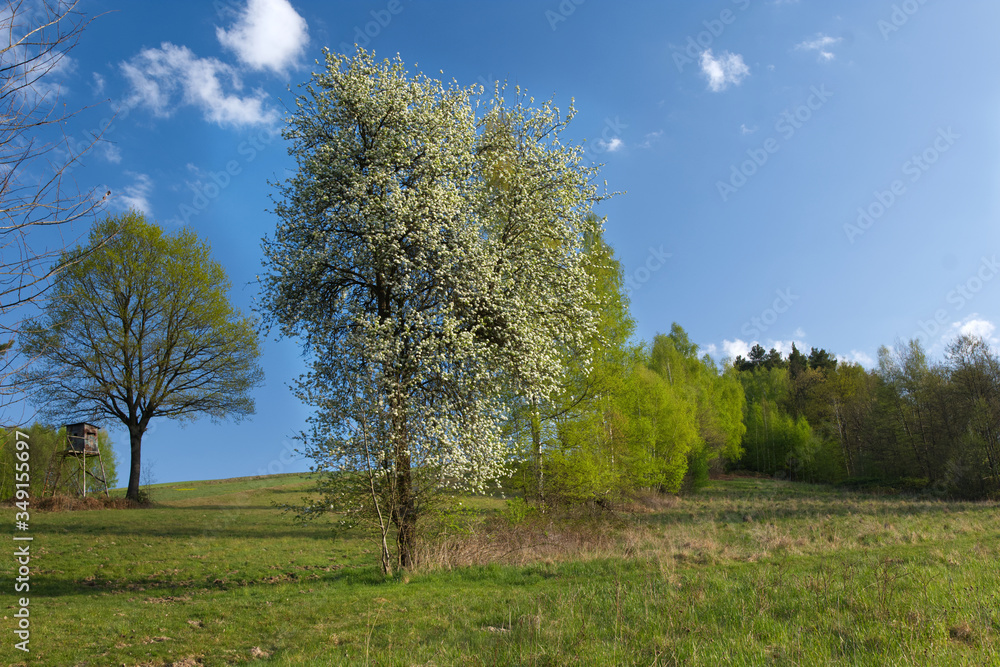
<box><xmin>3</xmin><ymin>474</ymin><xmax>998</xmax><ymax>665</ymax></box>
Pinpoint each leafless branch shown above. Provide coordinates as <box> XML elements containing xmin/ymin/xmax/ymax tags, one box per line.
<box><xmin>0</xmin><ymin>1</ymin><xmax>112</xmax><ymax>418</ymax></box>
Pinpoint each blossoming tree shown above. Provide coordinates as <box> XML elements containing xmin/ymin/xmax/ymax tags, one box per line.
<box><xmin>260</xmin><ymin>49</ymin><xmax>606</xmax><ymax>571</ymax></box>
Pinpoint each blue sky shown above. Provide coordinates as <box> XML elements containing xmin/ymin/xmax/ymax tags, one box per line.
<box><xmin>23</xmin><ymin>0</ymin><xmax>1000</xmax><ymax>484</ymax></box>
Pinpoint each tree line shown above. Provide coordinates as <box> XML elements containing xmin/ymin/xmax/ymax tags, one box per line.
<box><xmin>730</xmin><ymin>338</ymin><xmax>1000</xmax><ymax>499</ymax></box>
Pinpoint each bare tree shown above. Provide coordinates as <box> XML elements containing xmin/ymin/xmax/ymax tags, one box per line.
<box><xmin>0</xmin><ymin>0</ymin><xmax>110</xmax><ymax>413</ymax></box>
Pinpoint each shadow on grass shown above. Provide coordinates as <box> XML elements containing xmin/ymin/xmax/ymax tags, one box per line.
<box><xmin>642</xmin><ymin>483</ymin><xmax>999</xmax><ymax>526</ymax></box>
<box><xmin>29</xmin><ymin>564</ymin><xmax>398</xmax><ymax>599</ymax></box>
<box><xmin>154</xmin><ymin>504</ymin><xmax>279</xmax><ymax>511</ymax></box>
<box><xmin>264</xmin><ymin>486</ymin><xmax>317</xmax><ymax>495</ymax></box>
<box><xmin>33</xmin><ymin>520</ymin><xmax>333</xmax><ymax>541</ymax></box>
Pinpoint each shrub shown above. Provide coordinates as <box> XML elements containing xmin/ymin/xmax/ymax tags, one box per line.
<box><xmin>0</xmin><ymin>423</ymin><xmax>118</xmax><ymax>499</ymax></box>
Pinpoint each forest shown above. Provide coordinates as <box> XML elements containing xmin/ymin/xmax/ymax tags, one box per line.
<box><xmin>731</xmin><ymin>336</ymin><xmax>1000</xmax><ymax>498</ymax></box>
<box><xmin>511</xmin><ymin>233</ymin><xmax>1000</xmax><ymax>507</ymax></box>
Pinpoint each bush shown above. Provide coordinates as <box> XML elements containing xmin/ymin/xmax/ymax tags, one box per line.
<box><xmin>942</xmin><ymin>436</ymin><xmax>990</xmax><ymax>500</ymax></box>
<box><xmin>0</xmin><ymin>423</ymin><xmax>118</xmax><ymax>500</ymax></box>
<box><xmin>500</xmin><ymin>497</ymin><xmax>537</xmax><ymax>525</ymax></box>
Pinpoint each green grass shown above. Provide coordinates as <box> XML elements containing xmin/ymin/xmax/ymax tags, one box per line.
<box><xmin>3</xmin><ymin>474</ymin><xmax>999</xmax><ymax>665</ymax></box>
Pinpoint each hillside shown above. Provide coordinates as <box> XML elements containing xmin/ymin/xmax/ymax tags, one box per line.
<box><xmin>4</xmin><ymin>474</ymin><xmax>999</xmax><ymax>666</ymax></box>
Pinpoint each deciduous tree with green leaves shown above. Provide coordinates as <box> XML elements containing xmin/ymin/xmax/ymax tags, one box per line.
<box><xmin>260</xmin><ymin>49</ymin><xmax>605</xmax><ymax>570</ymax></box>
<box><xmin>19</xmin><ymin>212</ymin><xmax>263</xmax><ymax>501</ymax></box>
<box><xmin>513</xmin><ymin>218</ymin><xmax>636</xmax><ymax>503</ymax></box>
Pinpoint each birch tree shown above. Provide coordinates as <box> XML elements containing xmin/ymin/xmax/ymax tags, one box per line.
<box><xmin>260</xmin><ymin>49</ymin><xmax>605</xmax><ymax>570</ymax></box>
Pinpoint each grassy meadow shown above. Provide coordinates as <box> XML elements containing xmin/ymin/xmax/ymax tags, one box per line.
<box><xmin>3</xmin><ymin>474</ymin><xmax>1000</xmax><ymax>666</ymax></box>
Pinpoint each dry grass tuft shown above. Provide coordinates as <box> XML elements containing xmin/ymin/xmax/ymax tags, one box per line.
<box><xmin>621</xmin><ymin>490</ymin><xmax>681</xmax><ymax>514</ymax></box>
<box><xmin>416</xmin><ymin>515</ymin><xmax>621</xmax><ymax>570</ymax></box>
<box><xmin>949</xmin><ymin>623</ymin><xmax>977</xmax><ymax>645</ymax></box>
<box><xmin>250</xmin><ymin>646</ymin><xmax>273</xmax><ymax>659</ymax></box>
<box><xmin>415</xmin><ymin>482</ymin><xmax>1000</xmax><ymax>583</ymax></box>
<box><xmin>169</xmin><ymin>658</ymin><xmax>204</xmax><ymax>667</ymax></box>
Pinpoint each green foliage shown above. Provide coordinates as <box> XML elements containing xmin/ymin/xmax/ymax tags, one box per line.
<box><xmin>543</xmin><ymin>439</ymin><xmax>620</xmax><ymax>505</ymax></box>
<box><xmin>19</xmin><ymin>211</ymin><xmax>263</xmax><ymax>501</ymax></box>
<box><xmin>682</xmin><ymin>442</ymin><xmax>712</xmax><ymax>492</ymax></box>
<box><xmin>539</xmin><ymin>323</ymin><xmax>746</xmax><ymax>505</ymax></box>
<box><xmin>648</xmin><ymin>330</ymin><xmax>746</xmax><ymax>476</ymax></box>
<box><xmin>540</xmin><ymin>355</ymin><xmax>696</xmax><ymax>505</ymax></box>
<box><xmin>424</xmin><ymin>500</ymin><xmax>483</xmax><ymax>537</ymax></box>
<box><xmin>499</xmin><ymin>496</ymin><xmax>537</xmax><ymax>525</ymax></box>
<box><xmin>510</xmin><ymin>216</ymin><xmax>636</xmax><ymax>506</ymax></box>
<box><xmin>0</xmin><ymin>423</ymin><xmax>117</xmax><ymax>499</ymax></box>
<box><xmin>624</xmin><ymin>364</ymin><xmax>697</xmax><ymax>493</ymax></box>
<box><xmin>732</xmin><ymin>334</ymin><xmax>1000</xmax><ymax>499</ymax></box>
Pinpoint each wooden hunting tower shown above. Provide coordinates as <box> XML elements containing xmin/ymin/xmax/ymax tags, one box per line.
<box><xmin>66</xmin><ymin>422</ymin><xmax>100</xmax><ymax>455</ymax></box>
<box><xmin>42</xmin><ymin>422</ymin><xmax>110</xmax><ymax>498</ymax></box>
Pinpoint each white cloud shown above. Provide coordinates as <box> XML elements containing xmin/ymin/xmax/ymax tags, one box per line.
<box><xmin>721</xmin><ymin>338</ymin><xmax>751</xmax><ymax>360</ymax></box>
<box><xmin>711</xmin><ymin>336</ymin><xmax>809</xmax><ymax>363</ymax></box>
<box><xmin>92</xmin><ymin>72</ymin><xmax>105</xmax><ymax>96</ymax></box>
<box><xmin>838</xmin><ymin>350</ymin><xmax>875</xmax><ymax>367</ymax></box>
<box><xmin>638</xmin><ymin>131</ymin><xmax>663</xmax><ymax>149</ymax></box>
<box><xmin>118</xmin><ymin>173</ymin><xmax>153</xmax><ymax>215</ymax></box>
<box><xmin>101</xmin><ymin>142</ymin><xmax>121</xmax><ymax>164</ymax></box>
<box><xmin>699</xmin><ymin>49</ymin><xmax>750</xmax><ymax>92</ymax></box>
<box><xmin>795</xmin><ymin>34</ymin><xmax>842</xmax><ymax>62</ymax></box>
<box><xmin>605</xmin><ymin>137</ymin><xmax>624</xmax><ymax>152</ymax></box>
<box><xmin>916</xmin><ymin>314</ymin><xmax>999</xmax><ymax>359</ymax></box>
<box><xmin>216</xmin><ymin>0</ymin><xmax>309</xmax><ymax>75</ymax></box>
<box><xmin>121</xmin><ymin>42</ymin><xmax>277</xmax><ymax>127</ymax></box>
<box><xmin>179</xmin><ymin>162</ymin><xmax>212</xmax><ymax>195</ymax></box>
<box><xmin>0</xmin><ymin>4</ymin><xmax>79</xmax><ymax>101</ymax></box>
<box><xmin>740</xmin><ymin>123</ymin><xmax>758</xmax><ymax>135</ymax></box>
<box><xmin>956</xmin><ymin>316</ymin><xmax>997</xmax><ymax>342</ymax></box>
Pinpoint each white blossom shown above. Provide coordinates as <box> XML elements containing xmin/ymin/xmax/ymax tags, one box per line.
<box><xmin>259</xmin><ymin>49</ymin><xmax>608</xmax><ymax>564</ymax></box>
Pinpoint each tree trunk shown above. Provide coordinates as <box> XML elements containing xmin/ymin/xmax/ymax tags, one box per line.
<box><xmin>530</xmin><ymin>402</ymin><xmax>543</xmax><ymax>503</ymax></box>
<box><xmin>390</xmin><ymin>385</ymin><xmax>416</xmax><ymax>568</ymax></box>
<box><xmin>126</xmin><ymin>426</ymin><xmax>142</xmax><ymax>501</ymax></box>
<box><xmin>395</xmin><ymin>451</ymin><xmax>416</xmax><ymax>568</ymax></box>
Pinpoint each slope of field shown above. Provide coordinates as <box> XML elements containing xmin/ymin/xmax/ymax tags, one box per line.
<box><xmin>4</xmin><ymin>474</ymin><xmax>999</xmax><ymax>666</ymax></box>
